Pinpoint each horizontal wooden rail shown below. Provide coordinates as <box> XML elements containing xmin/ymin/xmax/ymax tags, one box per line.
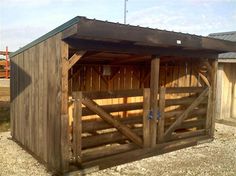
<box><xmin>82</xmin><ymin>115</ymin><xmax>142</xmax><ymax>133</ymax></box>
<box><xmin>82</xmin><ymin>89</ymin><xmax>143</xmax><ymax>99</ymax></box>
<box><xmin>165</xmin><ymin>87</ymin><xmax>205</xmax><ymax>94</ymax></box>
<box><xmin>165</xmin><ymin>108</ymin><xmax>206</xmax><ymax>118</ymax></box>
<box><xmin>82</xmin><ymin>128</ymin><xmax>143</xmax><ymax>149</ymax></box>
<box><xmin>165</xmin><ymin>97</ymin><xmax>207</xmax><ymax>106</ymax></box>
<box><xmin>82</xmin><ymin>102</ymin><xmax>143</xmax><ymax>116</ymax></box>
<box><xmin>170</xmin><ymin>129</ymin><xmax>206</xmax><ymax>141</ymax></box>
<box><xmin>82</xmin><ymin>108</ymin><xmax>207</xmax><ymax>133</ymax></box>
<box><xmin>82</xmin><ymin>143</ymin><xmax>138</xmax><ymax>162</ymax></box>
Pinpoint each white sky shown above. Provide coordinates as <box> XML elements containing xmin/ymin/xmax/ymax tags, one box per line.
<box><xmin>0</xmin><ymin>0</ymin><xmax>236</xmax><ymax>52</ymax></box>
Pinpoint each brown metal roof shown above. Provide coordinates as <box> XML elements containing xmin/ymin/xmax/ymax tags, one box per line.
<box><xmin>209</xmin><ymin>31</ymin><xmax>236</xmax><ymax>58</ymax></box>
<box><xmin>11</xmin><ymin>16</ymin><xmax>236</xmax><ymax>58</ymax></box>
<box><xmin>62</xmin><ymin>17</ymin><xmax>236</xmax><ymax>58</ymax></box>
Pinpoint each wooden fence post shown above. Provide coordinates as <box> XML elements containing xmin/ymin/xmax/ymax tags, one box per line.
<box><xmin>150</xmin><ymin>57</ymin><xmax>160</xmax><ymax>147</ymax></box>
<box><xmin>143</xmin><ymin>88</ymin><xmax>150</xmax><ymax>148</ymax></box>
<box><xmin>72</xmin><ymin>92</ymin><xmax>82</xmax><ymax>164</ymax></box>
<box><xmin>157</xmin><ymin>87</ymin><xmax>166</xmax><ymax>143</ymax></box>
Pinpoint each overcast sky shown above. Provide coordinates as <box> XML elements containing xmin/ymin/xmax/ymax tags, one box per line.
<box><xmin>0</xmin><ymin>0</ymin><xmax>236</xmax><ymax>52</ymax></box>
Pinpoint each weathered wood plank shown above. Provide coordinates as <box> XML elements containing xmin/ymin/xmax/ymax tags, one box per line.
<box><xmin>82</xmin><ymin>143</ymin><xmax>138</xmax><ymax>162</ymax></box>
<box><xmin>72</xmin><ymin>92</ymin><xmax>82</xmax><ymax>164</ymax></box>
<box><xmin>143</xmin><ymin>88</ymin><xmax>150</xmax><ymax>148</ymax></box>
<box><xmin>165</xmin><ymin>87</ymin><xmax>204</xmax><ymax>94</ymax></box>
<box><xmin>82</xmin><ymin>89</ymin><xmax>143</xmax><ymax>99</ymax></box>
<box><xmin>171</xmin><ymin>129</ymin><xmax>206</xmax><ymax>141</ymax></box>
<box><xmin>42</xmin><ymin>40</ymin><xmax>48</xmax><ymax>162</ymax></box>
<box><xmin>82</xmin><ymin>115</ymin><xmax>142</xmax><ymax>132</ymax></box>
<box><xmin>165</xmin><ymin>96</ymin><xmax>207</xmax><ymax>107</ymax></box>
<box><xmin>82</xmin><ymin>102</ymin><xmax>143</xmax><ymax>116</ymax></box>
<box><xmin>82</xmin><ymin>128</ymin><xmax>142</xmax><ymax>149</ymax></box>
<box><xmin>60</xmin><ymin>39</ymin><xmax>70</xmax><ymax>172</ymax></box>
<box><xmin>149</xmin><ymin>57</ymin><xmax>160</xmax><ymax>147</ymax></box>
<box><xmin>157</xmin><ymin>87</ymin><xmax>166</xmax><ymax>143</ymax></box>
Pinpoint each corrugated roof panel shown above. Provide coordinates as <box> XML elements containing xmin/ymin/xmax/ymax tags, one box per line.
<box><xmin>209</xmin><ymin>31</ymin><xmax>236</xmax><ymax>58</ymax></box>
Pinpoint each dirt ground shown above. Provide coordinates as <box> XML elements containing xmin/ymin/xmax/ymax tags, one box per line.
<box><xmin>0</xmin><ymin>107</ymin><xmax>10</xmax><ymax>132</ymax></box>
<box><xmin>0</xmin><ymin>123</ymin><xmax>235</xmax><ymax>176</ymax></box>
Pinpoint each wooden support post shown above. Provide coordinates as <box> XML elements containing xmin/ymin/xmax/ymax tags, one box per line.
<box><xmin>209</xmin><ymin>59</ymin><xmax>218</xmax><ymax>137</ymax></box>
<box><xmin>72</xmin><ymin>92</ymin><xmax>82</xmax><ymax>164</ymax></box>
<box><xmin>143</xmin><ymin>88</ymin><xmax>150</xmax><ymax>148</ymax></box>
<box><xmin>150</xmin><ymin>57</ymin><xmax>160</xmax><ymax>147</ymax></box>
<box><xmin>215</xmin><ymin>64</ymin><xmax>223</xmax><ymax>120</ymax></box>
<box><xmin>157</xmin><ymin>87</ymin><xmax>166</xmax><ymax>143</ymax></box>
<box><xmin>206</xmin><ymin>88</ymin><xmax>212</xmax><ymax>135</ymax></box>
<box><xmin>82</xmin><ymin>97</ymin><xmax>143</xmax><ymax>147</ymax></box>
<box><xmin>60</xmin><ymin>41</ymin><xmax>69</xmax><ymax>172</ymax></box>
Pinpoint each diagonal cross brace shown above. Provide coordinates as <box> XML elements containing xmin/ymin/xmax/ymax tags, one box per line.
<box><xmin>81</xmin><ymin>97</ymin><xmax>143</xmax><ymax>147</ymax></box>
<box><xmin>164</xmin><ymin>87</ymin><xmax>209</xmax><ymax>138</ymax></box>
<box><xmin>68</xmin><ymin>51</ymin><xmax>86</xmax><ymax>69</ymax></box>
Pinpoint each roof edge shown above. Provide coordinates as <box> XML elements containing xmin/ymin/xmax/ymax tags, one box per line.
<box><xmin>10</xmin><ymin>16</ymin><xmax>83</xmax><ymax>58</ymax></box>
<box><xmin>209</xmin><ymin>31</ymin><xmax>236</xmax><ymax>36</ymax></box>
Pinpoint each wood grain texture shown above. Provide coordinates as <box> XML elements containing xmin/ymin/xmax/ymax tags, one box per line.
<box><xmin>157</xmin><ymin>87</ymin><xmax>166</xmax><ymax>143</ymax></box>
<box><xmin>143</xmin><ymin>88</ymin><xmax>150</xmax><ymax>148</ymax></box>
<box><xmin>149</xmin><ymin>57</ymin><xmax>160</xmax><ymax>147</ymax></box>
<box><xmin>10</xmin><ymin>33</ymin><xmax>64</xmax><ymax>173</ymax></box>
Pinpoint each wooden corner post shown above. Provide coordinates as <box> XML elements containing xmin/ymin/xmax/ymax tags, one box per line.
<box><xmin>150</xmin><ymin>56</ymin><xmax>160</xmax><ymax>147</ymax></box>
<box><xmin>210</xmin><ymin>59</ymin><xmax>218</xmax><ymax>137</ymax></box>
<box><xmin>60</xmin><ymin>40</ymin><xmax>69</xmax><ymax>172</ymax></box>
<box><xmin>206</xmin><ymin>58</ymin><xmax>218</xmax><ymax>138</ymax></box>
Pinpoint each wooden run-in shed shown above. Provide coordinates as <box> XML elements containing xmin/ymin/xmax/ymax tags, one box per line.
<box><xmin>209</xmin><ymin>31</ymin><xmax>236</xmax><ymax>120</ymax></box>
<box><xmin>10</xmin><ymin>17</ymin><xmax>236</xmax><ymax>174</ymax></box>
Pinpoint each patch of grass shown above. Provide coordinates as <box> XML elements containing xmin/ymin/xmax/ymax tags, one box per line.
<box><xmin>0</xmin><ymin>107</ymin><xmax>10</xmax><ymax>132</ymax></box>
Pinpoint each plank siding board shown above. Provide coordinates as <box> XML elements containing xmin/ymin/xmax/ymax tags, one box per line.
<box><xmin>38</xmin><ymin>42</ymin><xmax>44</xmax><ymax>159</ymax></box>
<box><xmin>61</xmin><ymin>39</ymin><xmax>69</xmax><ymax>172</ymax></box>
<box><xmin>35</xmin><ymin>45</ymin><xmax>40</xmax><ymax>156</ymax></box>
<box><xmin>24</xmin><ymin>50</ymin><xmax>30</xmax><ymax>148</ymax></box>
<box><xmin>48</xmin><ymin>36</ymin><xmax>56</xmax><ymax>170</ymax></box>
<box><xmin>43</xmin><ymin>39</ymin><xmax>48</xmax><ymax>162</ymax></box>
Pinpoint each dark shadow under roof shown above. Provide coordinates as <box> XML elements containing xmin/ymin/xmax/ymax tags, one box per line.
<box><xmin>11</xmin><ymin>16</ymin><xmax>236</xmax><ymax>58</ymax></box>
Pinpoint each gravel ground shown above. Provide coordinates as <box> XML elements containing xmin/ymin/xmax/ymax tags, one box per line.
<box><xmin>0</xmin><ymin>123</ymin><xmax>236</xmax><ymax>176</ymax></box>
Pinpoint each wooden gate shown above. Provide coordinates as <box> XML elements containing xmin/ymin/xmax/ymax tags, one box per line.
<box><xmin>70</xmin><ymin>85</ymin><xmax>210</xmax><ymax>168</ymax></box>
<box><xmin>70</xmin><ymin>89</ymin><xmax>149</xmax><ymax>165</ymax></box>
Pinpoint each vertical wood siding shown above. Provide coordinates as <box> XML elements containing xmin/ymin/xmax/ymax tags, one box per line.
<box><xmin>10</xmin><ymin>33</ymin><xmax>63</xmax><ymax>172</ymax></box>
<box><xmin>216</xmin><ymin>63</ymin><xmax>236</xmax><ymax>119</ymax></box>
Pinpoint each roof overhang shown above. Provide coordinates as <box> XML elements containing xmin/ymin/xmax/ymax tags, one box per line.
<box><xmin>62</xmin><ymin>17</ymin><xmax>236</xmax><ymax>58</ymax></box>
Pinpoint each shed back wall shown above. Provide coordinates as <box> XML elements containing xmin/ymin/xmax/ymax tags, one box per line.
<box><xmin>69</xmin><ymin>61</ymin><xmax>200</xmax><ymax>93</ymax></box>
